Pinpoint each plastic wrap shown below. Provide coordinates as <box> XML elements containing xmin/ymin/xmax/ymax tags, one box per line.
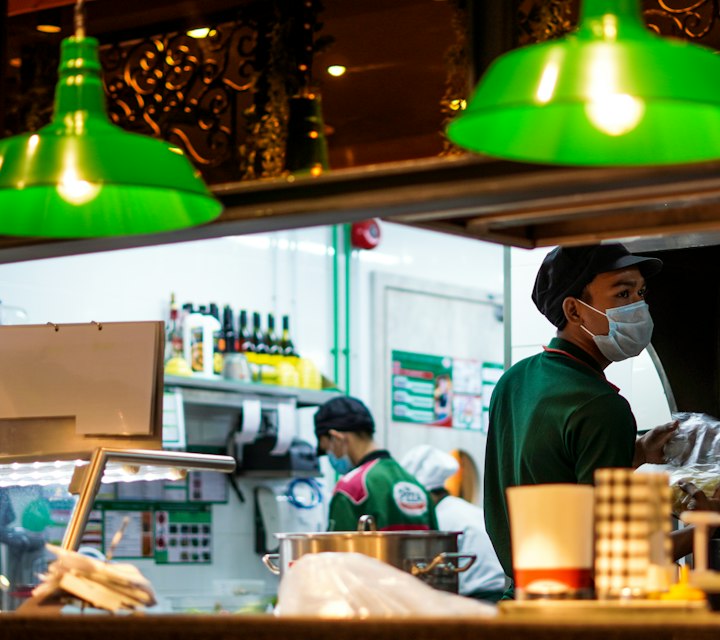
<box><xmin>664</xmin><ymin>413</ymin><xmax>720</xmax><ymax>514</ymax></box>
<box><xmin>668</xmin><ymin>467</ymin><xmax>720</xmax><ymax>515</ymax></box>
<box><xmin>275</xmin><ymin>552</ymin><xmax>497</xmax><ymax>618</ymax></box>
<box><xmin>664</xmin><ymin>413</ymin><xmax>720</xmax><ymax>467</ymax></box>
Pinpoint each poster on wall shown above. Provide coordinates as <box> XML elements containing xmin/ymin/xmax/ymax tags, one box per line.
<box><xmin>103</xmin><ymin>508</ymin><xmax>155</xmax><ymax>559</ymax></box>
<box><xmin>392</xmin><ymin>351</ymin><xmax>453</xmax><ymax>426</ymax></box>
<box><xmin>481</xmin><ymin>362</ymin><xmax>504</xmax><ymax>434</ymax></box>
<box><xmin>391</xmin><ymin>350</ymin><xmax>502</xmax><ymax>431</ymax></box>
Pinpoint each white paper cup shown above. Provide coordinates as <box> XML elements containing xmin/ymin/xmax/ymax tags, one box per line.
<box><xmin>507</xmin><ymin>483</ymin><xmax>594</xmax><ymax>597</ymax></box>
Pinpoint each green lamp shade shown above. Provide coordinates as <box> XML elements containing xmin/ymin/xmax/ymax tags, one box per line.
<box><xmin>447</xmin><ymin>0</ymin><xmax>720</xmax><ymax>166</ymax></box>
<box><xmin>0</xmin><ymin>36</ymin><xmax>222</xmax><ymax>238</ymax></box>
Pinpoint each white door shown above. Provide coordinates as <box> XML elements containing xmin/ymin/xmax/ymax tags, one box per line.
<box><xmin>371</xmin><ymin>273</ymin><xmax>503</xmax><ymax>500</ymax></box>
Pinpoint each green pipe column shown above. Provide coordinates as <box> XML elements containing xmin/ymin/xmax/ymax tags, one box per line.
<box><xmin>343</xmin><ymin>223</ymin><xmax>352</xmax><ymax>395</ymax></box>
<box><xmin>329</xmin><ymin>224</ymin><xmax>352</xmax><ymax>395</ymax></box>
<box><xmin>331</xmin><ymin>225</ymin><xmax>341</xmax><ymax>389</ymax></box>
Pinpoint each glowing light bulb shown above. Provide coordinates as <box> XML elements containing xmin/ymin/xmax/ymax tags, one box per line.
<box><xmin>585</xmin><ymin>94</ymin><xmax>645</xmax><ymax>136</ymax></box>
<box><xmin>327</xmin><ymin>64</ymin><xmax>347</xmax><ymax>77</ymax></box>
<box><xmin>57</xmin><ymin>174</ymin><xmax>102</xmax><ymax>205</ymax></box>
<box><xmin>187</xmin><ymin>27</ymin><xmax>213</xmax><ymax>39</ymax></box>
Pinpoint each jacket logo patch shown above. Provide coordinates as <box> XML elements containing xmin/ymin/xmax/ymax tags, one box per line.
<box><xmin>393</xmin><ymin>482</ymin><xmax>428</xmax><ymax>516</ymax></box>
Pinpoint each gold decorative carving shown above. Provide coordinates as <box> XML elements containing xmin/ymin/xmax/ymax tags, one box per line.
<box><xmin>644</xmin><ymin>0</ymin><xmax>717</xmax><ymax>39</ymax></box>
<box><xmin>239</xmin><ymin>16</ymin><xmax>288</xmax><ymax>181</ymax></box>
<box><xmin>440</xmin><ymin>0</ymin><xmax>471</xmax><ymax>156</ymax></box>
<box><xmin>518</xmin><ymin>0</ymin><xmax>574</xmax><ymax>45</ymax></box>
<box><xmin>102</xmin><ymin>22</ymin><xmax>257</xmax><ymax>181</ymax></box>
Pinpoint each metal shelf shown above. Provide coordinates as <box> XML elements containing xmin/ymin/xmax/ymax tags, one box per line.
<box><xmin>164</xmin><ymin>374</ymin><xmax>341</xmax><ymax>407</ymax></box>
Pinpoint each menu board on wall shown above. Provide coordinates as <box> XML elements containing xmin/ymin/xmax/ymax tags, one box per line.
<box><xmin>154</xmin><ymin>507</ymin><xmax>212</xmax><ymax>565</ymax></box>
<box><xmin>391</xmin><ymin>350</ymin><xmax>502</xmax><ymax>431</ymax></box>
<box><xmin>392</xmin><ymin>351</ymin><xmax>453</xmax><ymax>426</ymax></box>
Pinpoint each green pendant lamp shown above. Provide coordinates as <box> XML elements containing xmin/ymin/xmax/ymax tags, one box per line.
<box><xmin>0</xmin><ymin>1</ymin><xmax>222</xmax><ymax>238</ymax></box>
<box><xmin>447</xmin><ymin>0</ymin><xmax>720</xmax><ymax>166</ymax></box>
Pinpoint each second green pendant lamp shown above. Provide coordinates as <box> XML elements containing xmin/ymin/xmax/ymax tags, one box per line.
<box><xmin>447</xmin><ymin>0</ymin><xmax>720</xmax><ymax>166</ymax></box>
<box><xmin>0</xmin><ymin>1</ymin><xmax>222</xmax><ymax>238</ymax></box>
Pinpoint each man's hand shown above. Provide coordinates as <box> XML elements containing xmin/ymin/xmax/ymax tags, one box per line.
<box><xmin>633</xmin><ymin>420</ymin><xmax>679</xmax><ymax>468</ymax></box>
<box><xmin>677</xmin><ymin>480</ymin><xmax>720</xmax><ymax>512</ymax></box>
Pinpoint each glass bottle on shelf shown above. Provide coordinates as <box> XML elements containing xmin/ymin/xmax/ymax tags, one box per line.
<box><xmin>207</xmin><ymin>302</ymin><xmax>223</xmax><ymax>373</ymax></box>
<box><xmin>265</xmin><ymin>313</ymin><xmax>281</xmax><ymax>355</ymax></box>
<box><xmin>221</xmin><ymin>305</ymin><xmax>236</xmax><ymax>353</ymax></box>
<box><xmin>165</xmin><ymin>292</ymin><xmax>184</xmax><ymax>362</ymax></box>
<box><xmin>280</xmin><ymin>314</ymin><xmax>298</xmax><ymax>357</ymax></box>
<box><xmin>238</xmin><ymin>310</ymin><xmax>255</xmax><ymax>353</ymax></box>
<box><xmin>252</xmin><ymin>311</ymin><xmax>268</xmax><ymax>354</ymax></box>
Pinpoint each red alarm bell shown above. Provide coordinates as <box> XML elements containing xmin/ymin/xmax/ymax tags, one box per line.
<box><xmin>350</xmin><ymin>219</ymin><xmax>382</xmax><ymax>250</ymax></box>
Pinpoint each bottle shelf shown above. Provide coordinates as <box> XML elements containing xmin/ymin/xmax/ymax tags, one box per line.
<box><xmin>164</xmin><ymin>374</ymin><xmax>341</xmax><ymax>408</ymax></box>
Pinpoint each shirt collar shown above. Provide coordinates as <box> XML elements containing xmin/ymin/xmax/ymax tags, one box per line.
<box><xmin>357</xmin><ymin>449</ymin><xmax>391</xmax><ymax>466</ymax></box>
<box><xmin>546</xmin><ymin>336</ymin><xmax>605</xmax><ymax>376</ymax></box>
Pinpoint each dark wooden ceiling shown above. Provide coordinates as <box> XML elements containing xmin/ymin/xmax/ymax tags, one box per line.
<box><xmin>4</xmin><ymin>0</ymin><xmax>457</xmax><ymax>169</ymax></box>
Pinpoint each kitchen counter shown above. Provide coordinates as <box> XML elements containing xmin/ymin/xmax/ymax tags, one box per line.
<box><xmin>2</xmin><ymin>611</ymin><xmax>720</xmax><ymax>640</ymax></box>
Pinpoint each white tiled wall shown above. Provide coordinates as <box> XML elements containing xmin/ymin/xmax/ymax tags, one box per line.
<box><xmin>0</xmin><ymin>229</ymin><xmax>336</xmax><ymax>379</ymax></box>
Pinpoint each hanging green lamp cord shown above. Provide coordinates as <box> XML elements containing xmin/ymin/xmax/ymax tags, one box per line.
<box><xmin>447</xmin><ymin>0</ymin><xmax>720</xmax><ymax>166</ymax></box>
<box><xmin>0</xmin><ymin>1</ymin><xmax>222</xmax><ymax>238</ymax></box>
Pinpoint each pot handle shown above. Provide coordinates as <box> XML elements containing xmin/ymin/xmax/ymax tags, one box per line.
<box><xmin>357</xmin><ymin>514</ymin><xmax>377</xmax><ymax>532</ymax></box>
<box><xmin>262</xmin><ymin>553</ymin><xmax>281</xmax><ymax>575</ymax></box>
<box><xmin>411</xmin><ymin>552</ymin><xmax>476</xmax><ymax>576</ymax></box>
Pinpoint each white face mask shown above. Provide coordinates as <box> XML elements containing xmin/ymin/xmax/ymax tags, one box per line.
<box><xmin>577</xmin><ymin>298</ymin><xmax>654</xmax><ymax>362</ymax></box>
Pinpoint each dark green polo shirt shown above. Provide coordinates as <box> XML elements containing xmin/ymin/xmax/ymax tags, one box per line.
<box><xmin>484</xmin><ymin>337</ymin><xmax>636</xmax><ymax>584</ymax></box>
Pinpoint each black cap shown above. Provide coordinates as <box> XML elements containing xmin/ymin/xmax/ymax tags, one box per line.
<box><xmin>532</xmin><ymin>243</ymin><xmax>663</xmax><ymax>329</ymax></box>
<box><xmin>314</xmin><ymin>396</ymin><xmax>375</xmax><ymax>455</ymax></box>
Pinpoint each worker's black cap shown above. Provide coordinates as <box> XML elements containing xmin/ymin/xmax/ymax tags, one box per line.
<box><xmin>532</xmin><ymin>243</ymin><xmax>663</xmax><ymax>329</ymax></box>
<box><xmin>314</xmin><ymin>396</ymin><xmax>375</xmax><ymax>455</ymax></box>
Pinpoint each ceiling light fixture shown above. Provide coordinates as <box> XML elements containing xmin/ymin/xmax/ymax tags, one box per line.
<box><xmin>447</xmin><ymin>0</ymin><xmax>720</xmax><ymax>166</ymax></box>
<box><xmin>36</xmin><ymin>23</ymin><xmax>62</xmax><ymax>34</ymax></box>
<box><xmin>326</xmin><ymin>64</ymin><xmax>346</xmax><ymax>77</ymax></box>
<box><xmin>36</xmin><ymin>8</ymin><xmax>63</xmax><ymax>34</ymax></box>
<box><xmin>0</xmin><ymin>0</ymin><xmax>222</xmax><ymax>238</ymax></box>
<box><xmin>187</xmin><ymin>27</ymin><xmax>214</xmax><ymax>39</ymax></box>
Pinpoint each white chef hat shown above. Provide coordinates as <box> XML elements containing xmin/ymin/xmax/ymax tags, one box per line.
<box><xmin>401</xmin><ymin>444</ymin><xmax>459</xmax><ymax>491</ymax></box>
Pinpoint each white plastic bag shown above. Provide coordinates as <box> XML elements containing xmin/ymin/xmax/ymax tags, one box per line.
<box><xmin>664</xmin><ymin>413</ymin><xmax>720</xmax><ymax>514</ymax></box>
<box><xmin>275</xmin><ymin>552</ymin><xmax>496</xmax><ymax>618</ymax></box>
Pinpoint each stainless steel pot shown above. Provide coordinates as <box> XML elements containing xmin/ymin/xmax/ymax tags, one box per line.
<box><xmin>262</xmin><ymin>515</ymin><xmax>475</xmax><ymax>593</ymax></box>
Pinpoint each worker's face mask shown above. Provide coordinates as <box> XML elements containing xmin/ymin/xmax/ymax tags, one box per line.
<box><xmin>327</xmin><ymin>451</ymin><xmax>353</xmax><ymax>475</ymax></box>
<box><xmin>326</xmin><ymin>433</ymin><xmax>353</xmax><ymax>475</ymax></box>
<box><xmin>577</xmin><ymin>298</ymin><xmax>654</xmax><ymax>362</ymax></box>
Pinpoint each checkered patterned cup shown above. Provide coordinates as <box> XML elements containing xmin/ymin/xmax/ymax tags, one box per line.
<box><xmin>594</xmin><ymin>468</ymin><xmax>672</xmax><ymax>599</ymax></box>
<box><xmin>507</xmin><ymin>484</ymin><xmax>595</xmax><ymax>598</ymax></box>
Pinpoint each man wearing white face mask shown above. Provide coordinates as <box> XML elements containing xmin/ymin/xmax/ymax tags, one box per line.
<box><xmin>484</xmin><ymin>243</ymin><xmax>691</xmax><ymax>598</ymax></box>
<box><xmin>314</xmin><ymin>396</ymin><xmax>437</xmax><ymax>531</ymax></box>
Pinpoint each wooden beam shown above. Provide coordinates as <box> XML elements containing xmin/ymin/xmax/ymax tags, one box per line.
<box><xmin>8</xmin><ymin>0</ymin><xmax>76</xmax><ymax>16</ymax></box>
<box><xmin>4</xmin><ymin>156</ymin><xmax>720</xmax><ymax>261</ymax></box>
